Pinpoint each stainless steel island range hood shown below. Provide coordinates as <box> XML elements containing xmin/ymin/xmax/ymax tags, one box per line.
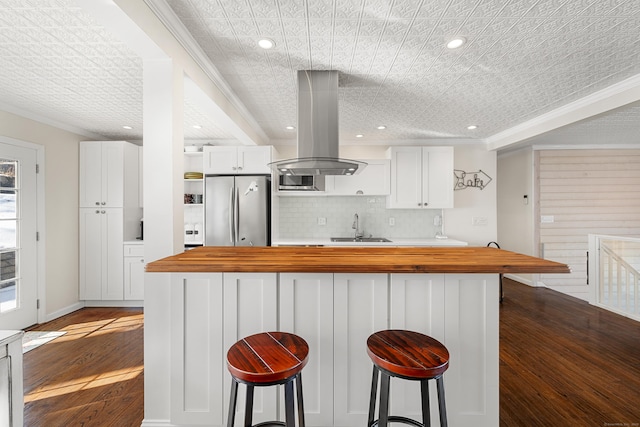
<box><xmin>269</xmin><ymin>70</ymin><xmax>366</xmax><ymax>176</ymax></box>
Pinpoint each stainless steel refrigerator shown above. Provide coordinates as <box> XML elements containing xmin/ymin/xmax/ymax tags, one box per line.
<box><xmin>204</xmin><ymin>175</ymin><xmax>271</xmax><ymax>246</ymax></box>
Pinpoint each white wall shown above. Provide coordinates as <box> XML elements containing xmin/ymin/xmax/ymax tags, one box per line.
<box><xmin>496</xmin><ymin>148</ymin><xmax>535</xmax><ymax>284</ymax></box>
<box><xmin>444</xmin><ymin>146</ymin><xmax>497</xmax><ymax>246</ymax></box>
<box><xmin>0</xmin><ymin>110</ymin><xmax>83</xmax><ymax>319</ymax></box>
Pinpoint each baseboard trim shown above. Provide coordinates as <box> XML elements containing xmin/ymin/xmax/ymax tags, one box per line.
<box><xmin>44</xmin><ymin>302</ymin><xmax>85</xmax><ymax>323</ymax></box>
<box><xmin>83</xmin><ymin>300</ymin><xmax>144</xmax><ymax>308</ymax></box>
<box><xmin>140</xmin><ymin>419</ymin><xmax>176</xmax><ymax>427</ymax></box>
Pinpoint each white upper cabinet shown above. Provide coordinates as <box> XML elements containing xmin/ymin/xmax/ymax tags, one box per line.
<box><xmin>387</xmin><ymin>146</ymin><xmax>453</xmax><ymax>209</ymax></box>
<box><xmin>325</xmin><ymin>159</ymin><xmax>390</xmax><ymax>195</ymax></box>
<box><xmin>203</xmin><ymin>146</ymin><xmax>272</xmax><ymax>175</ymax></box>
<box><xmin>79</xmin><ymin>141</ymin><xmax>139</xmax><ymax>208</ymax></box>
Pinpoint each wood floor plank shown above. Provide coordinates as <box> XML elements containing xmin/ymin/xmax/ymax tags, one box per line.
<box><xmin>23</xmin><ymin>307</ymin><xmax>144</xmax><ymax>427</ymax></box>
<box><xmin>21</xmin><ymin>281</ymin><xmax>640</xmax><ymax>426</ymax></box>
<box><xmin>500</xmin><ymin>278</ymin><xmax>640</xmax><ymax>426</ymax></box>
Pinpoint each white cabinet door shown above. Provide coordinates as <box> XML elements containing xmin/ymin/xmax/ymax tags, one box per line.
<box><xmin>124</xmin><ymin>245</ymin><xmax>144</xmax><ymax>300</ymax></box>
<box><xmin>79</xmin><ymin>208</ymin><xmax>123</xmax><ymax>300</ymax></box>
<box><xmin>334</xmin><ymin>273</ymin><xmax>388</xmax><ymax>426</ymax></box>
<box><xmin>388</xmin><ymin>147</ymin><xmax>422</xmax><ymax>208</ymax></box>
<box><xmin>326</xmin><ymin>159</ymin><xmax>390</xmax><ymax>195</ymax></box>
<box><xmin>204</xmin><ymin>146</ymin><xmax>237</xmax><ymax>174</ymax></box>
<box><xmin>103</xmin><ymin>209</ymin><xmax>124</xmax><ymax>300</ymax></box>
<box><xmin>203</xmin><ymin>146</ymin><xmax>272</xmax><ymax>175</ymax></box>
<box><xmin>223</xmin><ymin>273</ymin><xmax>278</xmax><ymax>426</ymax></box>
<box><xmin>388</xmin><ymin>146</ymin><xmax>453</xmax><ymax>209</ymax></box>
<box><xmin>79</xmin><ymin>208</ymin><xmax>103</xmax><ymax>300</ymax></box>
<box><xmin>423</xmin><ymin>147</ymin><xmax>453</xmax><ymax>209</ymax></box>
<box><xmin>79</xmin><ymin>142</ymin><xmax>125</xmax><ymax>208</ymax></box>
<box><xmin>238</xmin><ymin>146</ymin><xmax>272</xmax><ymax>174</ymax></box>
<box><xmin>279</xmin><ymin>273</ymin><xmax>334</xmax><ymax>427</ymax></box>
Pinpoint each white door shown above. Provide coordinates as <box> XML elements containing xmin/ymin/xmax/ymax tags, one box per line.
<box><xmin>0</xmin><ymin>142</ymin><xmax>37</xmax><ymax>329</ymax></box>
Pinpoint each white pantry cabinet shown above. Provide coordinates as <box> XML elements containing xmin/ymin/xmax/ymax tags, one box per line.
<box><xmin>79</xmin><ymin>141</ymin><xmax>142</xmax><ymax>304</ymax></box>
<box><xmin>79</xmin><ymin>141</ymin><xmax>139</xmax><ymax>208</ymax></box>
<box><xmin>203</xmin><ymin>146</ymin><xmax>272</xmax><ymax>175</ymax></box>
<box><xmin>387</xmin><ymin>146</ymin><xmax>453</xmax><ymax>209</ymax></box>
<box><xmin>80</xmin><ymin>208</ymin><xmax>124</xmax><ymax>300</ymax></box>
<box><xmin>325</xmin><ymin>159</ymin><xmax>390</xmax><ymax>195</ymax></box>
<box><xmin>123</xmin><ymin>243</ymin><xmax>144</xmax><ymax>300</ymax></box>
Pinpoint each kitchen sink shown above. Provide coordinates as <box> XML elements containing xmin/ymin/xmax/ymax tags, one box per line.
<box><xmin>330</xmin><ymin>237</ymin><xmax>392</xmax><ymax>243</ymax></box>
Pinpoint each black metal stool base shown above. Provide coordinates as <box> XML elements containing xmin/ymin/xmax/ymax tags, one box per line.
<box><xmin>227</xmin><ymin>373</ymin><xmax>305</xmax><ymax>427</ymax></box>
<box><xmin>367</xmin><ymin>365</ymin><xmax>448</xmax><ymax>427</ymax></box>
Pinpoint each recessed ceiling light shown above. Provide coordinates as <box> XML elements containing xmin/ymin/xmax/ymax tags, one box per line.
<box><xmin>377</xmin><ymin>125</ymin><xmax>387</xmax><ymax>130</ymax></box>
<box><xmin>285</xmin><ymin>126</ymin><xmax>295</xmax><ymax>130</ymax></box>
<box><xmin>192</xmin><ymin>124</ymin><xmax>202</xmax><ymax>129</ymax></box>
<box><xmin>122</xmin><ymin>125</ymin><xmax>133</xmax><ymax>130</ymax></box>
<box><xmin>467</xmin><ymin>125</ymin><xmax>478</xmax><ymax>130</ymax></box>
<box><xmin>447</xmin><ymin>37</ymin><xmax>466</xmax><ymax>49</ymax></box>
<box><xmin>356</xmin><ymin>134</ymin><xmax>364</xmax><ymax>138</ymax></box>
<box><xmin>258</xmin><ymin>38</ymin><xmax>275</xmax><ymax>49</ymax></box>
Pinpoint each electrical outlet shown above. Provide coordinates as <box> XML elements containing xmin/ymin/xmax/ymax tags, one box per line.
<box><xmin>317</xmin><ymin>217</ymin><xmax>326</xmax><ymax>226</ymax></box>
<box><xmin>389</xmin><ymin>217</ymin><xmax>395</xmax><ymax>226</ymax></box>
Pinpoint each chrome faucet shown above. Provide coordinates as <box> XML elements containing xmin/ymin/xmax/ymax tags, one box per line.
<box><xmin>352</xmin><ymin>213</ymin><xmax>363</xmax><ymax>238</ymax></box>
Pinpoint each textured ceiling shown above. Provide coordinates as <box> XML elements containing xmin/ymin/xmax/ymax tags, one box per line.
<box><xmin>0</xmin><ymin>0</ymin><xmax>639</xmax><ymax>148</ymax></box>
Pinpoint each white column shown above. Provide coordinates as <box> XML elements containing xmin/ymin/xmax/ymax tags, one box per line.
<box><xmin>142</xmin><ymin>58</ymin><xmax>184</xmax><ymax>423</ymax></box>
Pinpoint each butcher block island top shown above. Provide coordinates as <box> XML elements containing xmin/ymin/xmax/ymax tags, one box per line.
<box><xmin>146</xmin><ymin>246</ymin><xmax>570</xmax><ymax>274</ymax></box>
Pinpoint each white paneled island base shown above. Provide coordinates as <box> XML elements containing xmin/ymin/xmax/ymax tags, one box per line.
<box><xmin>156</xmin><ymin>272</ymin><xmax>498</xmax><ymax>427</ymax></box>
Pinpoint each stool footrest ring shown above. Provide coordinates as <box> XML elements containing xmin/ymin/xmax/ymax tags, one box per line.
<box><xmin>252</xmin><ymin>422</ymin><xmax>286</xmax><ymax>427</ymax></box>
<box><xmin>370</xmin><ymin>416</ymin><xmax>426</xmax><ymax>427</ymax></box>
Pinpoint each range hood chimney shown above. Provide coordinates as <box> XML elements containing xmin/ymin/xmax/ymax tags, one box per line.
<box><xmin>269</xmin><ymin>70</ymin><xmax>366</xmax><ymax>176</ymax></box>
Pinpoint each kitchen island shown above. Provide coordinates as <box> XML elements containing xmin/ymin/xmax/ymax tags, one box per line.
<box><xmin>145</xmin><ymin>246</ymin><xmax>568</xmax><ymax>427</ymax></box>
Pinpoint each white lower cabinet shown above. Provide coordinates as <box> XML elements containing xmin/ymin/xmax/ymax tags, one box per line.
<box><xmin>167</xmin><ymin>272</ymin><xmax>498</xmax><ymax>427</ymax></box>
<box><xmin>79</xmin><ymin>208</ymin><xmax>124</xmax><ymax>300</ymax></box>
<box><xmin>123</xmin><ymin>244</ymin><xmax>144</xmax><ymax>300</ymax></box>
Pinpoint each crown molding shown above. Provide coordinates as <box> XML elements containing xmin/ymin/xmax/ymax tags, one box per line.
<box><xmin>486</xmin><ymin>73</ymin><xmax>640</xmax><ymax>151</ymax></box>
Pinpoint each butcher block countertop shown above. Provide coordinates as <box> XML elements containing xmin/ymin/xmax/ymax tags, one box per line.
<box><xmin>146</xmin><ymin>246</ymin><xmax>570</xmax><ymax>274</ymax></box>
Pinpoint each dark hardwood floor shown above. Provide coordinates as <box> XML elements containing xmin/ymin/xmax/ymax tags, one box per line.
<box><xmin>500</xmin><ymin>278</ymin><xmax>640</xmax><ymax>426</ymax></box>
<box><xmin>21</xmin><ymin>280</ymin><xmax>640</xmax><ymax>426</ymax></box>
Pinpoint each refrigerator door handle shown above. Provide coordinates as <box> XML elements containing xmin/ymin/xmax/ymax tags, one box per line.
<box><xmin>235</xmin><ymin>187</ymin><xmax>240</xmax><ymax>243</ymax></box>
<box><xmin>229</xmin><ymin>187</ymin><xmax>235</xmax><ymax>244</ymax></box>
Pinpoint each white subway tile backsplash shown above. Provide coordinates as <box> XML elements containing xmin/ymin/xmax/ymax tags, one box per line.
<box><xmin>279</xmin><ymin>196</ymin><xmax>442</xmax><ymax>239</ymax></box>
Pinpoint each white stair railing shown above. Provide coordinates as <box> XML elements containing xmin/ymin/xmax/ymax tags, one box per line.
<box><xmin>589</xmin><ymin>235</ymin><xmax>640</xmax><ymax>321</ymax></box>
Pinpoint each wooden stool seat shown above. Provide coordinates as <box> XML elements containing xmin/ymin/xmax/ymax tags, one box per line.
<box><xmin>226</xmin><ymin>332</ymin><xmax>308</xmax><ymax>427</ymax></box>
<box><xmin>367</xmin><ymin>329</ymin><xmax>449</xmax><ymax>379</ymax></box>
<box><xmin>227</xmin><ymin>332</ymin><xmax>309</xmax><ymax>384</ymax></box>
<box><xmin>367</xmin><ymin>330</ymin><xmax>450</xmax><ymax>427</ymax></box>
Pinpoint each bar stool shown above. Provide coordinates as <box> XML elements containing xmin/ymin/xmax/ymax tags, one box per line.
<box><xmin>367</xmin><ymin>329</ymin><xmax>450</xmax><ymax>427</ymax></box>
<box><xmin>226</xmin><ymin>331</ymin><xmax>308</xmax><ymax>427</ymax></box>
